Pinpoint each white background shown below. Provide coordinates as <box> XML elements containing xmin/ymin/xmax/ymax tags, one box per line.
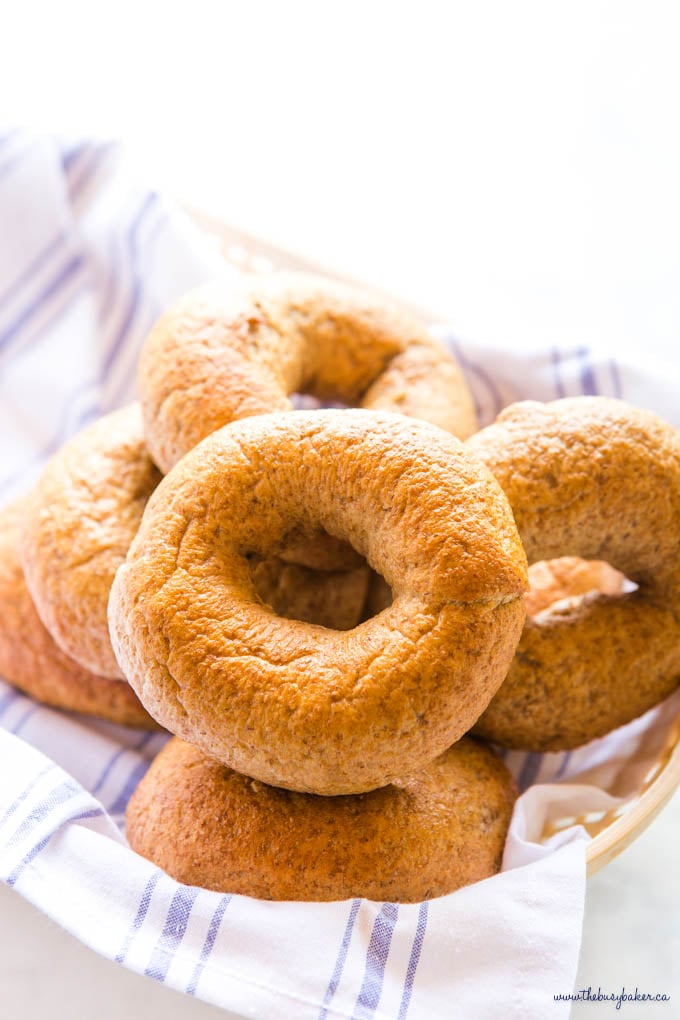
<box><xmin>1</xmin><ymin>2</ymin><xmax>679</xmax><ymax>1017</ymax></box>
<box><xmin>2</xmin><ymin>1</ymin><xmax>680</xmax><ymax>355</ymax></box>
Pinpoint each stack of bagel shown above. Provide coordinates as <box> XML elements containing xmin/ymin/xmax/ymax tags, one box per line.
<box><xmin>3</xmin><ymin>272</ymin><xmax>680</xmax><ymax>903</ymax></box>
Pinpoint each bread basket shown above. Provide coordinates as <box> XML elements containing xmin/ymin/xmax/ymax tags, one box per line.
<box><xmin>580</xmin><ymin>713</ymin><xmax>680</xmax><ymax>874</ymax></box>
<box><xmin>187</xmin><ymin>205</ymin><xmax>680</xmax><ymax>879</ymax></box>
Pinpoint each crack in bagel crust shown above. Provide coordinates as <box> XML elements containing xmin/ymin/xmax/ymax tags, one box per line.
<box><xmin>468</xmin><ymin>396</ymin><xmax>680</xmax><ymax>750</ymax></box>
<box><xmin>109</xmin><ymin>409</ymin><xmax>528</xmax><ymax>795</ymax></box>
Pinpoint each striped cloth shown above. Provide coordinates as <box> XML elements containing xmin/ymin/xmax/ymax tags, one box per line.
<box><xmin>1</xmin><ymin>129</ymin><xmax>678</xmax><ymax>1019</ymax></box>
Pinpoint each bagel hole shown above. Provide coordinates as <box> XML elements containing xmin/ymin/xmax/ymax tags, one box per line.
<box><xmin>246</xmin><ymin>536</ymin><xmax>378</xmax><ymax>631</ymax></box>
<box><xmin>245</xmin><ymin>521</ymin><xmax>395</xmax><ymax>630</ymax></box>
<box><xmin>359</xmin><ymin>571</ymin><xmax>394</xmax><ymax>622</ymax></box>
<box><xmin>526</xmin><ymin>557</ymin><xmax>637</xmax><ymax>618</ymax></box>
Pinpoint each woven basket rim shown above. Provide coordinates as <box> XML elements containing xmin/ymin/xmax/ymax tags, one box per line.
<box><xmin>585</xmin><ymin>712</ymin><xmax>680</xmax><ymax>874</ymax></box>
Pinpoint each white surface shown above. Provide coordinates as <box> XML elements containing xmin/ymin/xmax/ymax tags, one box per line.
<box><xmin>2</xmin><ymin>2</ymin><xmax>680</xmax><ymax>1016</ymax></box>
<box><xmin>573</xmin><ymin>791</ymin><xmax>680</xmax><ymax>1016</ymax></box>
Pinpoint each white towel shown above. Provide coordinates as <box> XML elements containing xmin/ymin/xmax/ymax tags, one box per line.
<box><xmin>0</xmin><ymin>128</ymin><xmax>677</xmax><ymax>1020</ymax></box>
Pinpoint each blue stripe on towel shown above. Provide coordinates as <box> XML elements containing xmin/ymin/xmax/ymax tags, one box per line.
<box><xmin>0</xmin><ymin>254</ymin><xmax>84</xmax><ymax>356</ymax></box>
<box><xmin>318</xmin><ymin>898</ymin><xmax>361</xmax><ymax>1020</ymax></box>
<box><xmin>107</xmin><ymin>756</ymin><xmax>152</xmax><ymax>817</ymax></box>
<box><xmin>578</xmin><ymin>346</ymin><xmax>598</xmax><ymax>395</ymax></box>
<box><xmin>518</xmin><ymin>752</ymin><xmax>543</xmax><ymax>791</ymax></box>
<box><xmin>144</xmin><ymin>886</ymin><xmax>200</xmax><ymax>982</ymax></box>
<box><xmin>3</xmin><ymin>779</ymin><xmax>80</xmax><ymax>851</ymax></box>
<box><xmin>7</xmin><ymin>803</ymin><xmax>104</xmax><ymax>887</ymax></box>
<box><xmin>397</xmin><ymin>902</ymin><xmax>429</xmax><ymax>1020</ymax></box>
<box><xmin>0</xmin><ymin>233</ymin><xmax>66</xmax><ymax>317</ymax></box>
<box><xmin>114</xmin><ymin>871</ymin><xmax>162</xmax><ymax>964</ymax></box>
<box><xmin>67</xmin><ymin>143</ymin><xmax>114</xmax><ymax>202</ymax></box>
<box><xmin>186</xmin><ymin>895</ymin><xmax>232</xmax><ymax>996</ymax></box>
<box><xmin>0</xmin><ymin>139</ymin><xmax>36</xmax><ymax>183</ymax></box>
<box><xmin>100</xmin><ymin>192</ymin><xmax>158</xmax><ymax>377</ymax></box>
<box><xmin>60</xmin><ymin>138</ymin><xmax>88</xmax><ymax>173</ymax></box>
<box><xmin>91</xmin><ymin>731</ymin><xmax>155</xmax><ymax>799</ymax></box>
<box><xmin>352</xmin><ymin>902</ymin><xmax>399</xmax><ymax>1020</ymax></box>
<box><xmin>0</xmin><ymin>765</ymin><xmax>54</xmax><ymax>834</ymax></box>
<box><xmin>8</xmin><ymin>703</ymin><xmax>39</xmax><ymax>736</ymax></box>
<box><xmin>0</xmin><ymin>686</ymin><xmax>20</xmax><ymax>717</ymax></box>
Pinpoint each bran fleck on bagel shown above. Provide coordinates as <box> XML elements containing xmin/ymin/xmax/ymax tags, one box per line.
<box><xmin>138</xmin><ymin>272</ymin><xmax>477</xmax><ymax>473</ymax></box>
<box><xmin>0</xmin><ymin>498</ymin><xmax>157</xmax><ymax>728</ymax></box>
<box><xmin>468</xmin><ymin>397</ymin><xmax>680</xmax><ymax>750</ymax></box>
<box><xmin>126</xmin><ymin>736</ymin><xmax>517</xmax><ymax>902</ymax></box>
<box><xmin>109</xmin><ymin>409</ymin><xmax>528</xmax><ymax>795</ymax></box>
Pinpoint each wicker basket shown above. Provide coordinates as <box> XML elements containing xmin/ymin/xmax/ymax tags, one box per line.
<box><xmin>581</xmin><ymin>713</ymin><xmax>680</xmax><ymax>874</ymax></box>
<box><xmin>186</xmin><ymin>206</ymin><xmax>680</xmax><ymax>879</ymax></box>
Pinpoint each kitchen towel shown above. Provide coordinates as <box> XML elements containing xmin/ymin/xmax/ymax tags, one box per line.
<box><xmin>0</xmin><ymin>128</ymin><xmax>677</xmax><ymax>1020</ymax></box>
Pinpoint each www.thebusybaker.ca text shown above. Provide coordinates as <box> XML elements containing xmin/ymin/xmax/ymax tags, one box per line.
<box><xmin>554</xmin><ymin>986</ymin><xmax>670</xmax><ymax>1010</ymax></box>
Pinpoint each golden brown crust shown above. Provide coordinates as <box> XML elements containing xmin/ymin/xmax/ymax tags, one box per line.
<box><xmin>20</xmin><ymin>404</ymin><xmax>161</xmax><ymax>679</ymax></box>
<box><xmin>109</xmin><ymin>409</ymin><xmax>528</xmax><ymax>795</ymax></box>
<box><xmin>525</xmin><ymin>557</ymin><xmax>626</xmax><ymax>617</ymax></box>
<box><xmin>0</xmin><ymin>498</ymin><xmax>157</xmax><ymax>728</ymax></box>
<box><xmin>126</xmin><ymin>736</ymin><xmax>517</xmax><ymax>902</ymax></box>
<box><xmin>468</xmin><ymin>397</ymin><xmax>680</xmax><ymax>750</ymax></box>
<box><xmin>138</xmin><ymin>272</ymin><xmax>477</xmax><ymax>472</ymax></box>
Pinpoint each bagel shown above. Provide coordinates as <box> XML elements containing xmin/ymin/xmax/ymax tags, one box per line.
<box><xmin>0</xmin><ymin>498</ymin><xmax>156</xmax><ymax>728</ymax></box>
<box><xmin>20</xmin><ymin>404</ymin><xmax>162</xmax><ymax>679</ymax></box>
<box><xmin>109</xmin><ymin>409</ymin><xmax>528</xmax><ymax>795</ymax></box>
<box><xmin>126</xmin><ymin>736</ymin><xmax>517</xmax><ymax>902</ymax></box>
<box><xmin>525</xmin><ymin>557</ymin><xmax>627</xmax><ymax>617</ymax></box>
<box><xmin>468</xmin><ymin>397</ymin><xmax>680</xmax><ymax>750</ymax></box>
<box><xmin>138</xmin><ymin>272</ymin><xmax>477</xmax><ymax>473</ymax></box>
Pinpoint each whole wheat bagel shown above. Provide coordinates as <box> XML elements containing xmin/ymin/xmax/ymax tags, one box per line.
<box><xmin>0</xmin><ymin>498</ymin><xmax>156</xmax><ymax>728</ymax></box>
<box><xmin>20</xmin><ymin>404</ymin><xmax>162</xmax><ymax>679</ymax></box>
<box><xmin>468</xmin><ymin>397</ymin><xmax>680</xmax><ymax>750</ymax></box>
<box><xmin>126</xmin><ymin>736</ymin><xmax>517</xmax><ymax>902</ymax></box>
<box><xmin>138</xmin><ymin>272</ymin><xmax>478</xmax><ymax>473</ymax></box>
<box><xmin>109</xmin><ymin>409</ymin><xmax>528</xmax><ymax>795</ymax></box>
